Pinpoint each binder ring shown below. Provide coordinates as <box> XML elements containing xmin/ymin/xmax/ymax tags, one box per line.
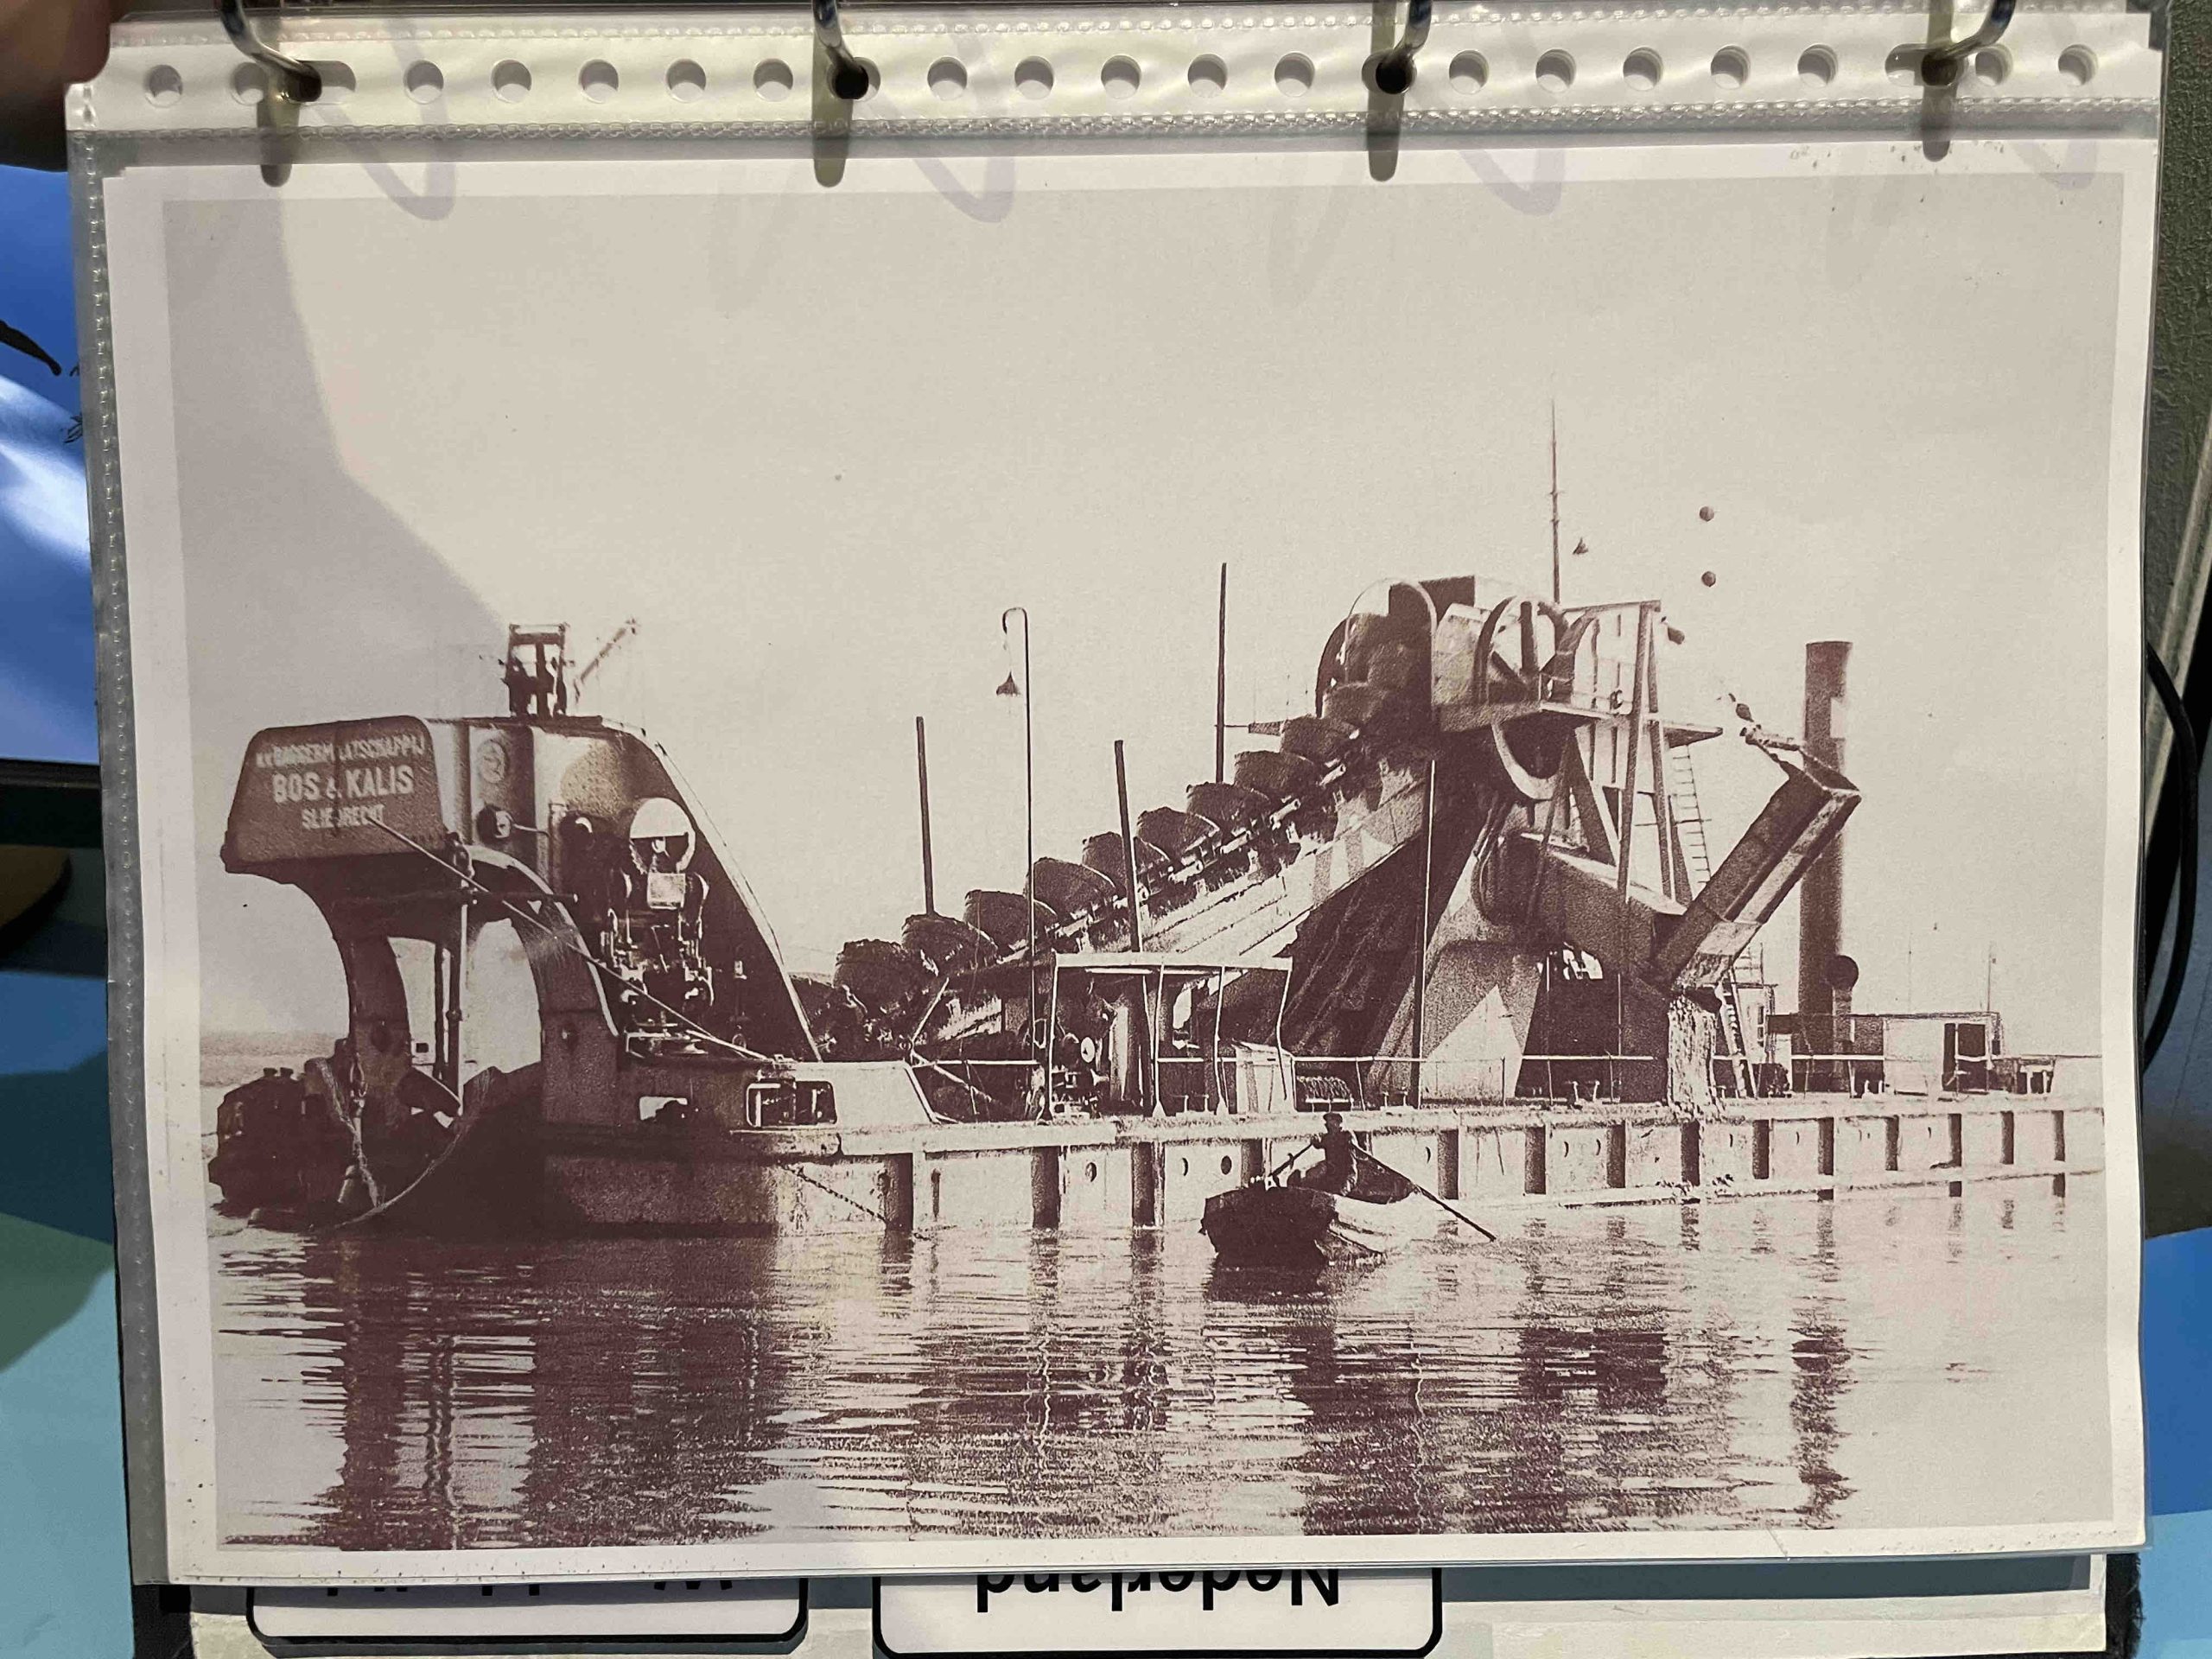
<box><xmin>1919</xmin><ymin>0</ymin><xmax>2016</xmax><ymax>86</ymax></box>
<box><xmin>813</xmin><ymin>0</ymin><xmax>874</xmax><ymax>101</ymax></box>
<box><xmin>1369</xmin><ymin>0</ymin><xmax>1433</xmax><ymax>95</ymax></box>
<box><xmin>218</xmin><ymin>0</ymin><xmax>322</xmax><ymax>102</ymax></box>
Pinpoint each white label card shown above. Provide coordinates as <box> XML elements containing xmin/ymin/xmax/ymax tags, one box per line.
<box><xmin>250</xmin><ymin>1579</ymin><xmax>807</xmax><ymax>1641</ymax></box>
<box><xmin>874</xmin><ymin>1570</ymin><xmax>1442</xmax><ymax>1656</ymax></box>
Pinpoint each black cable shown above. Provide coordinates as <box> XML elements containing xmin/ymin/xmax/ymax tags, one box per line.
<box><xmin>2143</xmin><ymin>641</ymin><xmax>2197</xmax><ymax>1065</ymax></box>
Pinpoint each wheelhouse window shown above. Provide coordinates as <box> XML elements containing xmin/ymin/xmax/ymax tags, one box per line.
<box><xmin>745</xmin><ymin>1077</ymin><xmax>836</xmax><ymax>1127</ymax></box>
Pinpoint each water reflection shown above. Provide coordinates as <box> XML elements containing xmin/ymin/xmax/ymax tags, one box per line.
<box><xmin>212</xmin><ymin>1186</ymin><xmax>2107</xmax><ymax>1550</ymax></box>
<box><xmin>1787</xmin><ymin>1205</ymin><xmax>1852</xmax><ymax>1527</ymax></box>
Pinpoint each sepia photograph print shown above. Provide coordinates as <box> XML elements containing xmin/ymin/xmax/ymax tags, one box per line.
<box><xmin>99</xmin><ymin>137</ymin><xmax>2147</xmax><ymax>1580</ymax></box>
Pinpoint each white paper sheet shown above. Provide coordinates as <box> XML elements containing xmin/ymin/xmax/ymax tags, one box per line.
<box><xmin>78</xmin><ymin>11</ymin><xmax>2153</xmax><ymax>1585</ymax></box>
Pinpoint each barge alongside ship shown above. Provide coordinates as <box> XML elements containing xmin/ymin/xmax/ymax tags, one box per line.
<box><xmin>206</xmin><ymin>579</ymin><xmax>2103</xmax><ymax>1236</ymax></box>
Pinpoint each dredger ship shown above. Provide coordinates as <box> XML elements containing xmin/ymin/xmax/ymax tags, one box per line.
<box><xmin>206</xmin><ymin>577</ymin><xmax>2107</xmax><ymax>1236</ymax></box>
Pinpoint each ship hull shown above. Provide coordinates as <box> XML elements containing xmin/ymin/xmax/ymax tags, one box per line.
<box><xmin>525</xmin><ymin>1090</ymin><xmax>2106</xmax><ymax>1236</ymax></box>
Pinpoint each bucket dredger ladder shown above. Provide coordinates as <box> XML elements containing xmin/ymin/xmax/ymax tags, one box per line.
<box><xmin>1507</xmin><ymin>593</ymin><xmax>1858</xmax><ymax>1108</ymax></box>
<box><xmin>1666</xmin><ymin>742</ymin><xmax>1755</xmax><ymax>1096</ymax></box>
<box><xmin>819</xmin><ymin>578</ymin><xmax>1855</xmax><ymax>1113</ymax></box>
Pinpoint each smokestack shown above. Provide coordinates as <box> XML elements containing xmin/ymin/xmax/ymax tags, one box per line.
<box><xmin>915</xmin><ymin>715</ymin><xmax>935</xmax><ymax>917</ymax></box>
<box><xmin>1799</xmin><ymin>643</ymin><xmax>1858</xmax><ymax>1086</ymax></box>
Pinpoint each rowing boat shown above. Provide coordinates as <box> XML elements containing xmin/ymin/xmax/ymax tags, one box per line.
<box><xmin>1201</xmin><ymin>1166</ymin><xmax>1447</xmax><ymax>1266</ymax></box>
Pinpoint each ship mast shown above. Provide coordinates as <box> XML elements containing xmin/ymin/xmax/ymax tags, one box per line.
<box><xmin>1548</xmin><ymin>403</ymin><xmax>1562</xmax><ymax>607</ymax></box>
<box><xmin>1215</xmin><ymin>563</ymin><xmax>1229</xmax><ymax>785</ymax></box>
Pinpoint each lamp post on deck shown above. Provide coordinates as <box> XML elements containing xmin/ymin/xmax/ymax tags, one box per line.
<box><xmin>997</xmin><ymin>606</ymin><xmax>1036</xmax><ymax>1044</ymax></box>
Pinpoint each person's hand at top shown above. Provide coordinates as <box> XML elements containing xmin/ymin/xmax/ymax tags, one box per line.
<box><xmin>1</xmin><ymin>0</ymin><xmax>115</xmax><ymax>168</ymax></box>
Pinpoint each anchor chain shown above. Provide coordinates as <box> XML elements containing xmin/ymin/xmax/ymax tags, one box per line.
<box><xmin>782</xmin><ymin>1159</ymin><xmax>893</xmax><ymax>1228</ymax></box>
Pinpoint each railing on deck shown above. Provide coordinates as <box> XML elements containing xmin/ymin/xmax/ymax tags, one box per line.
<box><xmin>911</xmin><ymin>1048</ymin><xmax>2096</xmax><ymax>1124</ymax></box>
<box><xmin>1783</xmin><ymin>1050</ymin><xmax>2095</xmax><ymax>1099</ymax></box>
<box><xmin>1291</xmin><ymin>1053</ymin><xmax>1664</xmax><ymax>1109</ymax></box>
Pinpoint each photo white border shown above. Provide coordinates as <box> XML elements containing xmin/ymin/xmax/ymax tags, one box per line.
<box><xmin>97</xmin><ymin>133</ymin><xmax>2152</xmax><ymax>1583</ymax></box>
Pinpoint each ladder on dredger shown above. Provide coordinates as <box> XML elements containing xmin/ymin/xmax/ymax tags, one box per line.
<box><xmin>1666</xmin><ymin>741</ymin><xmax>1756</xmax><ymax>1096</ymax></box>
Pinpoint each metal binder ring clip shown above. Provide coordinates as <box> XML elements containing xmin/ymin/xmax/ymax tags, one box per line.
<box><xmin>813</xmin><ymin>0</ymin><xmax>873</xmax><ymax>102</ymax></box>
<box><xmin>219</xmin><ymin>0</ymin><xmax>322</xmax><ymax>102</ymax></box>
<box><xmin>1368</xmin><ymin>0</ymin><xmax>1432</xmax><ymax>96</ymax></box>
<box><xmin>1919</xmin><ymin>0</ymin><xmax>2016</xmax><ymax>86</ymax></box>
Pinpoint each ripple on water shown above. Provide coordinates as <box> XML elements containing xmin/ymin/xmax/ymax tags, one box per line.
<box><xmin>210</xmin><ymin>1187</ymin><xmax>2110</xmax><ymax>1549</ymax></box>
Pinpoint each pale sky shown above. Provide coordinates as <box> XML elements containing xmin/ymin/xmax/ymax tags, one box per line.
<box><xmin>158</xmin><ymin>146</ymin><xmax>2126</xmax><ymax>1054</ymax></box>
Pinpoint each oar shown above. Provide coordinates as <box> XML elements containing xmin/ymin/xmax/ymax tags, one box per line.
<box><xmin>1350</xmin><ymin>1141</ymin><xmax>1498</xmax><ymax>1242</ymax></box>
<box><xmin>1263</xmin><ymin>1140</ymin><xmax>1318</xmax><ymax>1183</ymax></box>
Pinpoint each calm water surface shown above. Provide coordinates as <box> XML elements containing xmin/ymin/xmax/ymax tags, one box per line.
<box><xmin>213</xmin><ymin>1186</ymin><xmax>2109</xmax><ymax>1549</ymax></box>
